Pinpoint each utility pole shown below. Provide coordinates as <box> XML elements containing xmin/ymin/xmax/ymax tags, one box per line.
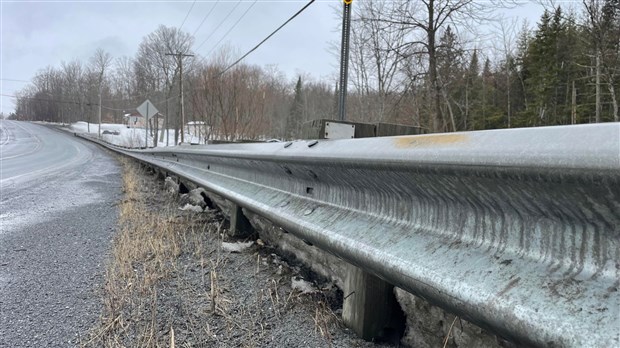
<box><xmin>98</xmin><ymin>86</ymin><xmax>102</xmax><ymax>138</ymax></box>
<box><xmin>338</xmin><ymin>0</ymin><xmax>352</xmax><ymax>121</ymax></box>
<box><xmin>166</xmin><ymin>52</ymin><xmax>194</xmax><ymax>144</ymax></box>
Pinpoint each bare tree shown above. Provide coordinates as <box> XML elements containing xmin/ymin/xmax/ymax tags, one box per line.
<box><xmin>349</xmin><ymin>0</ymin><xmax>406</xmax><ymax>123</ymax></box>
<box><xmin>89</xmin><ymin>48</ymin><xmax>113</xmax><ymax>137</ymax></box>
<box><xmin>61</xmin><ymin>60</ymin><xmax>86</xmax><ymax>124</ymax></box>
<box><xmin>136</xmin><ymin>25</ymin><xmax>193</xmax><ymax>145</ymax></box>
<box><xmin>493</xmin><ymin>18</ymin><xmax>519</xmax><ymax>127</ymax></box>
<box><xmin>583</xmin><ymin>0</ymin><xmax>619</xmax><ymax>121</ymax></box>
<box><xmin>363</xmin><ymin>0</ymin><xmax>511</xmax><ymax>132</ymax></box>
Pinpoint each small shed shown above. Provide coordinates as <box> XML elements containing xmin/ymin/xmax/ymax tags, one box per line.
<box><xmin>124</xmin><ymin>112</ymin><xmax>164</xmax><ymax>129</ymax></box>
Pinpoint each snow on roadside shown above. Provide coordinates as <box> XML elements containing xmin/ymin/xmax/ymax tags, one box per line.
<box><xmin>69</xmin><ymin>121</ymin><xmax>281</xmax><ymax>148</ymax></box>
<box><xmin>70</xmin><ymin>121</ymin><xmax>201</xmax><ymax>148</ymax></box>
<box><xmin>221</xmin><ymin>241</ymin><xmax>254</xmax><ymax>253</ymax></box>
<box><xmin>291</xmin><ymin>276</ymin><xmax>316</xmax><ymax>294</ymax></box>
<box><xmin>179</xmin><ymin>203</ymin><xmax>204</xmax><ymax>213</ymax></box>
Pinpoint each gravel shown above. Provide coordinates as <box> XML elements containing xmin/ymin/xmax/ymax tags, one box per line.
<box><xmin>86</xmin><ymin>162</ymin><xmax>392</xmax><ymax>348</ymax></box>
<box><xmin>0</xmin><ymin>132</ymin><xmax>121</xmax><ymax>347</ymax></box>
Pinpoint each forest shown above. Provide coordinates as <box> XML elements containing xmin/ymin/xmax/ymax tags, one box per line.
<box><xmin>11</xmin><ymin>0</ymin><xmax>620</xmax><ymax>143</ymax></box>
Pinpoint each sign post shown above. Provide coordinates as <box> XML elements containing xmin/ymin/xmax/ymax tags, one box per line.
<box><xmin>137</xmin><ymin>99</ymin><xmax>159</xmax><ymax>148</ymax></box>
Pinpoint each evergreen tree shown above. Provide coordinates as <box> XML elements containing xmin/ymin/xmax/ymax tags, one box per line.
<box><xmin>527</xmin><ymin>10</ymin><xmax>556</xmax><ymax>124</ymax></box>
<box><xmin>436</xmin><ymin>26</ymin><xmax>465</xmax><ymax>131</ymax></box>
<box><xmin>287</xmin><ymin>76</ymin><xmax>304</xmax><ymax>139</ymax></box>
<box><xmin>480</xmin><ymin>58</ymin><xmax>502</xmax><ymax>129</ymax></box>
<box><xmin>465</xmin><ymin>49</ymin><xmax>481</xmax><ymax>130</ymax></box>
<box><xmin>516</xmin><ymin>8</ymin><xmax>586</xmax><ymax>126</ymax></box>
<box><xmin>514</xmin><ymin>24</ymin><xmax>532</xmax><ymax>116</ymax></box>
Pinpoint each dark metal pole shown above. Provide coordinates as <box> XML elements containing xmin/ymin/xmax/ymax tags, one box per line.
<box><xmin>180</xmin><ymin>53</ymin><xmax>185</xmax><ymax>144</ymax></box>
<box><xmin>338</xmin><ymin>0</ymin><xmax>352</xmax><ymax>121</ymax></box>
<box><xmin>145</xmin><ymin>103</ymin><xmax>149</xmax><ymax>148</ymax></box>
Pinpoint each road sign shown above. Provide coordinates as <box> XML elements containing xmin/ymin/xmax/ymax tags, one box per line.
<box><xmin>137</xmin><ymin>99</ymin><xmax>158</xmax><ymax>148</ymax></box>
<box><xmin>137</xmin><ymin>99</ymin><xmax>158</xmax><ymax>120</ymax></box>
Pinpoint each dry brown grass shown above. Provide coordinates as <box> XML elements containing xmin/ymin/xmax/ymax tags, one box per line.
<box><xmin>81</xmin><ymin>158</ymin><xmax>353</xmax><ymax>348</ymax></box>
<box><xmin>81</xmin><ymin>159</ymin><xmax>217</xmax><ymax>348</ymax></box>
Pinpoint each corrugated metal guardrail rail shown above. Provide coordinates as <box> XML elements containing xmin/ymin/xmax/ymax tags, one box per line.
<box><xmin>81</xmin><ymin>123</ymin><xmax>620</xmax><ymax>347</ymax></box>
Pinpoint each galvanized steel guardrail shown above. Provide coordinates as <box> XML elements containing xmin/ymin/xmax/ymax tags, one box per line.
<box><xmin>79</xmin><ymin>123</ymin><xmax>620</xmax><ymax>347</ymax></box>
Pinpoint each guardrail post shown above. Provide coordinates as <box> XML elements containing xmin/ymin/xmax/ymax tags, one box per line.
<box><xmin>343</xmin><ymin>264</ymin><xmax>404</xmax><ymax>341</ymax></box>
<box><xmin>229</xmin><ymin>204</ymin><xmax>253</xmax><ymax>238</ymax></box>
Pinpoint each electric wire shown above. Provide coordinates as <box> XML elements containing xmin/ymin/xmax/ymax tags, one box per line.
<box><xmin>102</xmin><ymin>93</ymin><xmax>149</xmax><ymax>102</ymax></box>
<box><xmin>178</xmin><ymin>0</ymin><xmax>197</xmax><ymax>31</ymax></box>
<box><xmin>10</xmin><ymin>0</ymin><xmax>317</xmax><ymax>114</ymax></box>
<box><xmin>203</xmin><ymin>0</ymin><xmax>258</xmax><ymax>59</ymax></box>
<box><xmin>3</xmin><ymin>93</ymin><xmax>141</xmax><ymax>112</ymax></box>
<box><xmin>191</xmin><ymin>0</ymin><xmax>220</xmax><ymax>38</ymax></box>
<box><xmin>1</xmin><ymin>93</ymin><xmax>98</xmax><ymax>106</ymax></box>
<box><xmin>0</xmin><ymin>78</ymin><xmax>31</xmax><ymax>83</ymax></box>
<box><xmin>101</xmin><ymin>105</ymin><xmax>135</xmax><ymax>112</ymax></box>
<box><xmin>194</xmin><ymin>0</ymin><xmax>242</xmax><ymax>52</ymax></box>
<box><xmin>217</xmin><ymin>0</ymin><xmax>316</xmax><ymax>76</ymax></box>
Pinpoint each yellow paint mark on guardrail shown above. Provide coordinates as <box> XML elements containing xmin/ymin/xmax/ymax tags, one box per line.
<box><xmin>394</xmin><ymin>133</ymin><xmax>468</xmax><ymax>148</ymax></box>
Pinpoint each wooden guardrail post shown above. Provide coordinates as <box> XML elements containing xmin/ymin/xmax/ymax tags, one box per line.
<box><xmin>229</xmin><ymin>204</ymin><xmax>253</xmax><ymax>238</ymax></box>
<box><xmin>343</xmin><ymin>264</ymin><xmax>404</xmax><ymax>341</ymax></box>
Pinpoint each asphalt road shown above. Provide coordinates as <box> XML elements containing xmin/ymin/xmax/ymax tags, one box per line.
<box><xmin>0</xmin><ymin>120</ymin><xmax>121</xmax><ymax>347</ymax></box>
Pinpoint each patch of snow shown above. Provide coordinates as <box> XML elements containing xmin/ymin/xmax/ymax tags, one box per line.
<box><xmin>164</xmin><ymin>177</ymin><xmax>179</xmax><ymax>194</ymax></box>
<box><xmin>221</xmin><ymin>241</ymin><xmax>254</xmax><ymax>253</ymax></box>
<box><xmin>291</xmin><ymin>276</ymin><xmax>316</xmax><ymax>294</ymax></box>
<box><xmin>70</xmin><ymin>122</ymin><xmax>209</xmax><ymax>148</ymax></box>
<box><xmin>180</xmin><ymin>188</ymin><xmax>206</xmax><ymax>208</ymax></box>
<box><xmin>69</xmin><ymin>121</ymin><xmax>277</xmax><ymax>147</ymax></box>
<box><xmin>179</xmin><ymin>203</ymin><xmax>203</xmax><ymax>213</ymax></box>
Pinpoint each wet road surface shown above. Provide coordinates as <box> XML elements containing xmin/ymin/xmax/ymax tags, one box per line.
<box><xmin>0</xmin><ymin>120</ymin><xmax>121</xmax><ymax>347</ymax></box>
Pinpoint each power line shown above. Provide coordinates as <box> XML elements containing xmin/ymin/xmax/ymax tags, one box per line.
<box><xmin>0</xmin><ymin>78</ymin><xmax>31</xmax><ymax>83</ymax></box>
<box><xmin>0</xmin><ymin>90</ymin><xmax>145</xmax><ymax>104</ymax></box>
<box><xmin>218</xmin><ymin>0</ymin><xmax>316</xmax><ymax>76</ymax></box>
<box><xmin>3</xmin><ymin>92</ymin><xmax>187</xmax><ymax>115</ymax></box>
<box><xmin>102</xmin><ymin>105</ymin><xmax>136</xmax><ymax>112</ymax></box>
<box><xmin>102</xmin><ymin>91</ymin><xmax>153</xmax><ymax>102</ymax></box>
<box><xmin>194</xmin><ymin>1</ymin><xmax>242</xmax><ymax>52</ymax></box>
<box><xmin>178</xmin><ymin>0</ymin><xmax>197</xmax><ymax>31</ymax></box>
<box><xmin>191</xmin><ymin>0</ymin><xmax>220</xmax><ymax>38</ymax></box>
<box><xmin>1</xmin><ymin>93</ymin><xmax>140</xmax><ymax>111</ymax></box>
<box><xmin>1</xmin><ymin>93</ymin><xmax>97</xmax><ymax>106</ymax></box>
<box><xmin>204</xmin><ymin>0</ymin><xmax>258</xmax><ymax>59</ymax></box>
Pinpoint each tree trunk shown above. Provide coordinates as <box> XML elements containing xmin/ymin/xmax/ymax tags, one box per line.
<box><xmin>572</xmin><ymin>80</ymin><xmax>577</xmax><ymax>124</ymax></box>
<box><xmin>506</xmin><ymin>63</ymin><xmax>511</xmax><ymax>128</ymax></box>
<box><xmin>440</xmin><ymin>85</ymin><xmax>457</xmax><ymax>132</ymax></box>
<box><xmin>609</xmin><ymin>82</ymin><xmax>618</xmax><ymax>122</ymax></box>
<box><xmin>427</xmin><ymin>1</ymin><xmax>442</xmax><ymax>132</ymax></box>
<box><xmin>482</xmin><ymin>77</ymin><xmax>486</xmax><ymax>129</ymax></box>
<box><xmin>165</xmin><ymin>98</ymin><xmax>170</xmax><ymax>145</ymax></box>
<box><xmin>595</xmin><ymin>51</ymin><xmax>601</xmax><ymax>123</ymax></box>
<box><xmin>465</xmin><ymin>79</ymin><xmax>469</xmax><ymax>130</ymax></box>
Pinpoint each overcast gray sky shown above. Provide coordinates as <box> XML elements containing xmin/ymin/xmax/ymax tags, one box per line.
<box><xmin>1</xmin><ymin>0</ymin><xmax>551</xmax><ymax>114</ymax></box>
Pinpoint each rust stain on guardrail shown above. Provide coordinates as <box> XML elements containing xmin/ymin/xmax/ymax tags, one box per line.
<box><xmin>393</xmin><ymin>133</ymin><xmax>468</xmax><ymax>148</ymax></box>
